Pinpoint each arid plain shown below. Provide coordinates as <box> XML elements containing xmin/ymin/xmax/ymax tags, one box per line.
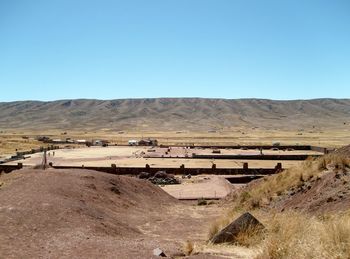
<box><xmin>1</xmin><ymin>98</ymin><xmax>350</xmax><ymax>258</ymax></box>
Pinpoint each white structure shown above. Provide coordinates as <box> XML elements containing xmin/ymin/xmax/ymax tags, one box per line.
<box><xmin>128</xmin><ymin>140</ymin><xmax>139</xmax><ymax>146</ymax></box>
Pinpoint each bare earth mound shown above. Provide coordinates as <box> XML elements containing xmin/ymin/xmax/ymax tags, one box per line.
<box><xmin>274</xmin><ymin>169</ymin><xmax>350</xmax><ymax>214</ymax></box>
<box><xmin>333</xmin><ymin>144</ymin><xmax>350</xmax><ymax>156</ymax></box>
<box><xmin>0</xmin><ymin>169</ymin><xmax>191</xmax><ymax>258</ymax></box>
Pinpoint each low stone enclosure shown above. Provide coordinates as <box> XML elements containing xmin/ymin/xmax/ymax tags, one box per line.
<box><xmin>0</xmin><ymin>162</ymin><xmax>281</xmax><ymax>175</ymax></box>
<box><xmin>159</xmin><ymin>144</ymin><xmax>330</xmax><ymax>153</ymax></box>
<box><xmin>145</xmin><ymin>145</ymin><xmax>328</xmax><ymax>160</ymax></box>
<box><xmin>1</xmin><ymin>145</ymin><xmax>60</xmax><ymax>165</ymax></box>
<box><xmin>0</xmin><ymin>145</ymin><xmax>329</xmax><ymax>175</ymax></box>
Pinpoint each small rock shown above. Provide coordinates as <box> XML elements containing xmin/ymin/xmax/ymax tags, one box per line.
<box><xmin>154</xmin><ymin>171</ymin><xmax>168</xmax><ymax>179</ymax></box>
<box><xmin>153</xmin><ymin>248</ymin><xmax>166</xmax><ymax>257</ymax></box>
<box><xmin>138</xmin><ymin>172</ymin><xmax>150</xmax><ymax>179</ymax></box>
<box><xmin>327</xmin><ymin>196</ymin><xmax>335</xmax><ymax>202</ymax></box>
<box><xmin>110</xmin><ymin>186</ymin><xmax>120</xmax><ymax>194</ymax></box>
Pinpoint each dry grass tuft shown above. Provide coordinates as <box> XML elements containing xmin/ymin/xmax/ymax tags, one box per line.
<box><xmin>234</xmin><ymin>224</ymin><xmax>265</xmax><ymax>247</ymax></box>
<box><xmin>183</xmin><ymin>240</ymin><xmax>194</xmax><ymax>256</ymax></box>
<box><xmin>207</xmin><ymin>216</ymin><xmax>233</xmax><ymax>240</ymax></box>
<box><xmin>320</xmin><ymin>212</ymin><xmax>350</xmax><ymax>258</ymax></box>
<box><xmin>317</xmin><ymin>154</ymin><xmax>350</xmax><ymax>171</ymax></box>
<box><xmin>256</xmin><ymin>211</ymin><xmax>350</xmax><ymax>259</ymax></box>
<box><xmin>197</xmin><ymin>198</ymin><xmax>208</xmax><ymax>206</ymax></box>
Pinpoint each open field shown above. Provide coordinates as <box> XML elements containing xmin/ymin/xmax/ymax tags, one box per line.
<box><xmin>1</xmin><ymin>132</ymin><xmax>349</xmax><ymax>258</ymax></box>
<box><xmin>1</xmin><ymin>127</ymin><xmax>349</xmax><ymax>157</ymax></box>
<box><xmin>0</xmin><ymin>105</ymin><xmax>349</xmax><ymax>258</ymax></box>
<box><xmin>3</xmin><ymin>146</ymin><xmax>313</xmax><ymax>169</ymax></box>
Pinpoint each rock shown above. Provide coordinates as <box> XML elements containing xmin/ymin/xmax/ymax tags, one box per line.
<box><xmin>147</xmin><ymin>171</ymin><xmax>180</xmax><ymax>185</ymax></box>
<box><xmin>154</xmin><ymin>171</ymin><xmax>168</xmax><ymax>179</ymax></box>
<box><xmin>211</xmin><ymin>212</ymin><xmax>264</xmax><ymax>244</ymax></box>
<box><xmin>153</xmin><ymin>248</ymin><xmax>166</xmax><ymax>257</ymax></box>
<box><xmin>138</xmin><ymin>172</ymin><xmax>150</xmax><ymax>179</ymax></box>
<box><xmin>110</xmin><ymin>186</ymin><xmax>120</xmax><ymax>194</ymax></box>
<box><xmin>327</xmin><ymin>196</ymin><xmax>335</xmax><ymax>202</ymax></box>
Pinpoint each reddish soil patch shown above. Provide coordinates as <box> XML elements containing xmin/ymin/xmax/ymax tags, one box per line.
<box><xmin>270</xmin><ymin>169</ymin><xmax>350</xmax><ymax>214</ymax></box>
<box><xmin>333</xmin><ymin>144</ymin><xmax>350</xmax><ymax>156</ymax></box>
<box><xmin>0</xmin><ymin>169</ymin><xmax>223</xmax><ymax>258</ymax></box>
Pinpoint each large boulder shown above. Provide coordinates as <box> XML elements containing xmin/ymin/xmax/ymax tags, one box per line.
<box><xmin>211</xmin><ymin>212</ymin><xmax>264</xmax><ymax>244</ymax></box>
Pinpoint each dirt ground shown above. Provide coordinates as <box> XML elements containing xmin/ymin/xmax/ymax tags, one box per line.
<box><xmin>0</xmin><ymin>169</ymin><xmax>252</xmax><ymax>258</ymax></box>
<box><xmin>4</xmin><ymin>146</ymin><xmax>308</xmax><ymax>169</ymax></box>
<box><xmin>161</xmin><ymin>175</ymin><xmax>234</xmax><ymax>200</ymax></box>
<box><xmin>1</xmin><ymin>130</ymin><xmax>348</xmax><ymax>258</ymax></box>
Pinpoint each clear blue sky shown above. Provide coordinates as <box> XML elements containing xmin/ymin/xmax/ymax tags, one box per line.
<box><xmin>0</xmin><ymin>0</ymin><xmax>349</xmax><ymax>101</ymax></box>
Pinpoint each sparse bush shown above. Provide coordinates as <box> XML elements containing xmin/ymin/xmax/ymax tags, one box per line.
<box><xmin>248</xmin><ymin>197</ymin><xmax>260</xmax><ymax>209</ymax></box>
<box><xmin>320</xmin><ymin>212</ymin><xmax>350</xmax><ymax>257</ymax></box>
<box><xmin>183</xmin><ymin>240</ymin><xmax>194</xmax><ymax>255</ymax></box>
<box><xmin>197</xmin><ymin>198</ymin><xmax>208</xmax><ymax>206</ymax></box>
<box><xmin>208</xmin><ymin>221</ymin><xmax>220</xmax><ymax>240</ymax></box>
<box><xmin>234</xmin><ymin>224</ymin><xmax>265</xmax><ymax>247</ymax></box>
<box><xmin>317</xmin><ymin>157</ymin><xmax>328</xmax><ymax>170</ymax></box>
<box><xmin>207</xmin><ymin>200</ymin><xmax>216</xmax><ymax>205</ymax></box>
<box><xmin>207</xmin><ymin>216</ymin><xmax>232</xmax><ymax>240</ymax></box>
<box><xmin>317</xmin><ymin>154</ymin><xmax>350</xmax><ymax>172</ymax></box>
<box><xmin>239</xmin><ymin>191</ymin><xmax>251</xmax><ymax>203</ymax></box>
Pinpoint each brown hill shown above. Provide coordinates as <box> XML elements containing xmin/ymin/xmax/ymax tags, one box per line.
<box><xmin>0</xmin><ymin>98</ymin><xmax>349</xmax><ymax>131</ymax></box>
<box><xmin>0</xmin><ymin>169</ymin><xmax>183</xmax><ymax>258</ymax></box>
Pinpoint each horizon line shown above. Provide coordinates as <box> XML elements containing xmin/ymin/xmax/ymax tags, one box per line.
<box><xmin>1</xmin><ymin>97</ymin><xmax>350</xmax><ymax>103</ymax></box>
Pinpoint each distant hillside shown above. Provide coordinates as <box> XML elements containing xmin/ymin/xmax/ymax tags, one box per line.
<box><xmin>0</xmin><ymin>98</ymin><xmax>349</xmax><ymax>131</ymax></box>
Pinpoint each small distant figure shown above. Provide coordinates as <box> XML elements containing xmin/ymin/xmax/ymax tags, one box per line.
<box><xmin>260</xmin><ymin>148</ymin><xmax>263</xmax><ymax>155</ymax></box>
<box><xmin>53</xmin><ymin>151</ymin><xmax>55</xmax><ymax>157</ymax></box>
<box><xmin>48</xmin><ymin>152</ymin><xmax>50</xmax><ymax>157</ymax></box>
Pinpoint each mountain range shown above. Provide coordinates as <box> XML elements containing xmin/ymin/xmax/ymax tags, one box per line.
<box><xmin>0</xmin><ymin>98</ymin><xmax>349</xmax><ymax>131</ymax></box>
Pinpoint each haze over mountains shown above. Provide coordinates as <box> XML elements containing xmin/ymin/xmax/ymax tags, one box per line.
<box><xmin>0</xmin><ymin>98</ymin><xmax>349</xmax><ymax>131</ymax></box>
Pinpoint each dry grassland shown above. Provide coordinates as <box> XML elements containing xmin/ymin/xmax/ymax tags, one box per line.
<box><xmin>1</xmin><ymin>127</ymin><xmax>349</xmax><ymax>157</ymax></box>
